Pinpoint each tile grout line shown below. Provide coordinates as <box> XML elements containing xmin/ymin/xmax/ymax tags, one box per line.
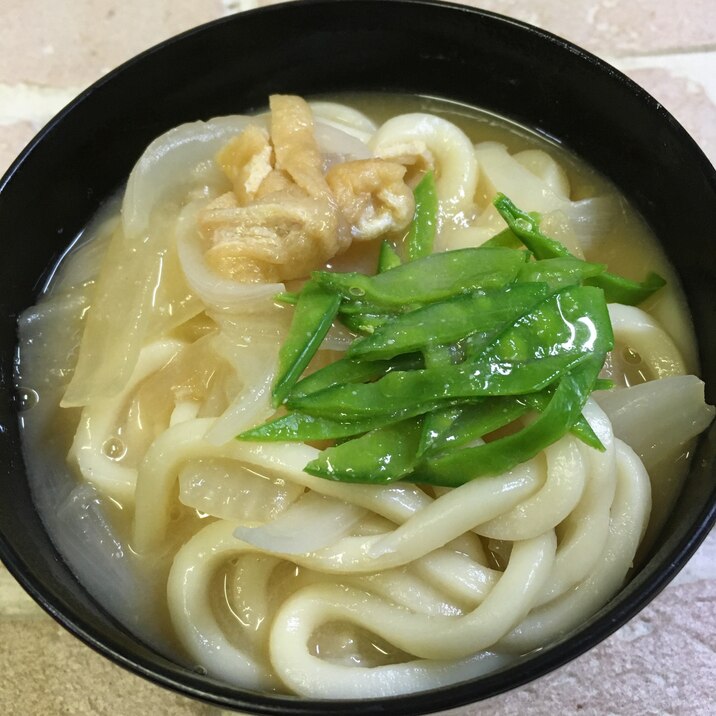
<box><xmin>606</xmin><ymin>52</ymin><xmax>716</xmax><ymax>106</ymax></box>
<box><xmin>0</xmin><ymin>81</ymin><xmax>85</xmax><ymax>128</ymax></box>
<box><xmin>610</xmin><ymin>43</ymin><xmax>716</xmax><ymax>59</ymax></box>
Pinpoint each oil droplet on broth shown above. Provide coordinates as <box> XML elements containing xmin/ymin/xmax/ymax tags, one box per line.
<box><xmin>16</xmin><ymin>387</ymin><xmax>39</xmax><ymax>412</ymax></box>
<box><xmin>102</xmin><ymin>436</ymin><xmax>127</xmax><ymax>461</ymax></box>
<box><xmin>622</xmin><ymin>346</ymin><xmax>642</xmax><ymax>365</ymax></box>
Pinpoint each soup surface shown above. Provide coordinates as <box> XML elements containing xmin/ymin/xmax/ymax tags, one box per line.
<box><xmin>15</xmin><ymin>93</ymin><xmax>714</xmax><ymax>698</ymax></box>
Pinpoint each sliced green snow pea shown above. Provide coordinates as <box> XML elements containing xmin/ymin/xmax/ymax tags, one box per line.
<box><xmin>289</xmin><ymin>353</ymin><xmax>423</xmax><ymax>400</ymax></box>
<box><xmin>290</xmin><ymin>285</ymin><xmax>611</xmax><ymax>420</ymax></box>
<box><xmin>312</xmin><ymin>246</ymin><xmax>528</xmax><ymax>308</ymax></box>
<box><xmin>377</xmin><ymin>240</ymin><xmax>402</xmax><ymax>273</ymax></box>
<box><xmin>423</xmin><ymin>397</ymin><xmax>530</xmax><ymax>455</ymax></box>
<box><xmin>272</xmin><ymin>281</ymin><xmax>341</xmax><ymax>406</ymax></box>
<box><xmin>237</xmin><ymin>404</ymin><xmax>433</xmax><ymax>443</ymax></box>
<box><xmin>517</xmin><ymin>257</ymin><xmax>606</xmax><ymax>290</ymax></box>
<box><xmin>494</xmin><ymin>193</ymin><xmax>665</xmax><ymax>305</ymax></box>
<box><xmin>411</xmin><ymin>356</ymin><xmax>603</xmax><ymax>486</ymax></box>
<box><xmin>305</xmin><ymin>417</ymin><xmax>424</xmax><ymax>484</ymax></box>
<box><xmin>406</xmin><ymin>171</ymin><xmax>438</xmax><ymax>261</ymax></box>
<box><xmin>347</xmin><ymin>283</ymin><xmax>549</xmax><ymax>362</ymax></box>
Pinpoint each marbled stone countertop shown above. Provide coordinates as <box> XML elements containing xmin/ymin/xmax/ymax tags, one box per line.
<box><xmin>1</xmin><ymin>1</ymin><xmax>714</xmax><ymax>714</ymax></box>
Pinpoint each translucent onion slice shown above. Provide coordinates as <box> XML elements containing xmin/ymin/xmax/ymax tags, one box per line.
<box><xmin>474</xmin><ymin>141</ymin><xmax>567</xmax><ymax>214</ymax></box>
<box><xmin>122</xmin><ymin>115</ymin><xmax>263</xmax><ymax>239</ymax></box>
<box><xmin>593</xmin><ymin>375</ymin><xmax>714</xmax><ymax>469</ymax></box>
<box><xmin>179</xmin><ymin>457</ymin><xmax>302</xmax><ymax>523</ymax></box>
<box><xmin>545</xmin><ymin>196</ymin><xmax>617</xmax><ymax>253</ymax></box>
<box><xmin>314</xmin><ymin>120</ymin><xmax>372</xmax><ymax>167</ymax></box>
<box><xmin>234</xmin><ymin>492</ymin><xmax>367</xmax><ymax>554</ymax></box>
<box><xmin>310</xmin><ymin>101</ymin><xmax>378</xmax><ymax>143</ymax></box>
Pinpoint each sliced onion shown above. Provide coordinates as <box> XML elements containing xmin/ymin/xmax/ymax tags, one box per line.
<box><xmin>593</xmin><ymin>375</ymin><xmax>714</xmax><ymax>469</ymax></box>
<box><xmin>122</xmin><ymin>115</ymin><xmax>264</xmax><ymax>239</ymax></box>
<box><xmin>234</xmin><ymin>492</ymin><xmax>367</xmax><ymax>554</ymax></box>
<box><xmin>310</xmin><ymin>101</ymin><xmax>377</xmax><ymax>143</ymax></box>
<box><xmin>314</xmin><ymin>120</ymin><xmax>372</xmax><ymax>166</ymax></box>
<box><xmin>179</xmin><ymin>457</ymin><xmax>303</xmax><ymax>523</ymax></box>
<box><xmin>545</xmin><ymin>196</ymin><xmax>618</xmax><ymax>254</ymax></box>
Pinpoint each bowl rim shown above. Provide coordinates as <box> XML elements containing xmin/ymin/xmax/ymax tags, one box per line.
<box><xmin>1</xmin><ymin>1</ymin><xmax>715</xmax><ymax>714</ymax></box>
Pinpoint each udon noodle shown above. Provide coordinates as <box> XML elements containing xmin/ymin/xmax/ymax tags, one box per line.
<box><xmin>15</xmin><ymin>94</ymin><xmax>714</xmax><ymax>698</ymax></box>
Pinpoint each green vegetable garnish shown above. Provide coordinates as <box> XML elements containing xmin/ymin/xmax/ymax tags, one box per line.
<box><xmin>312</xmin><ymin>246</ymin><xmax>527</xmax><ymax>308</ymax></box>
<box><xmin>405</xmin><ymin>170</ymin><xmax>438</xmax><ymax>261</ymax></box>
<box><xmin>306</xmin><ymin>417</ymin><xmax>425</xmax><ymax>484</ymax></box>
<box><xmin>289</xmin><ymin>286</ymin><xmax>610</xmax><ymax>420</ymax></box>
<box><xmin>377</xmin><ymin>240</ymin><xmax>402</xmax><ymax>273</ymax></box>
<box><xmin>410</xmin><ymin>356</ymin><xmax>603</xmax><ymax>485</ymax></box>
<box><xmin>494</xmin><ymin>193</ymin><xmax>666</xmax><ymax>304</ymax></box>
<box><xmin>248</xmin><ymin>194</ymin><xmax>663</xmax><ymax>487</ymax></box>
<box><xmin>347</xmin><ymin>283</ymin><xmax>550</xmax><ymax>362</ymax></box>
<box><xmin>272</xmin><ymin>281</ymin><xmax>341</xmax><ymax>406</ymax></box>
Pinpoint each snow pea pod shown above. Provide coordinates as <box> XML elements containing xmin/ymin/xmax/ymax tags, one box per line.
<box><xmin>406</xmin><ymin>170</ymin><xmax>438</xmax><ymax>261</ymax></box>
<box><xmin>517</xmin><ymin>257</ymin><xmax>606</xmax><ymax>290</ymax></box>
<box><xmin>422</xmin><ymin>344</ymin><xmax>457</xmax><ymax>368</ymax></box>
<box><xmin>377</xmin><ymin>240</ymin><xmax>402</xmax><ymax>273</ymax></box>
<box><xmin>417</xmin><ymin>346</ymin><xmax>463</xmax><ymax>453</ymax></box>
<box><xmin>272</xmin><ymin>281</ymin><xmax>341</xmax><ymax>406</ymax></box>
<box><xmin>338</xmin><ymin>310</ymin><xmax>392</xmax><ymax>335</ymax></box>
<box><xmin>289</xmin><ymin>353</ymin><xmax>423</xmax><ymax>400</ymax></box>
<box><xmin>277</xmin><ymin>288</ymin><xmax>408</xmax><ymax>336</ymax></box>
<box><xmin>417</xmin><ymin>406</ymin><xmax>464</xmax><ymax>457</ymax></box>
<box><xmin>423</xmin><ymin>397</ymin><xmax>530</xmax><ymax>455</ymax></box>
<box><xmin>411</xmin><ymin>356</ymin><xmax>603</xmax><ymax>486</ymax></box>
<box><xmin>238</xmin><ymin>401</ymin><xmax>435</xmax><ymax>443</ymax></box>
<box><xmin>522</xmin><ymin>390</ymin><xmax>603</xmax><ymax>450</ymax></box>
<box><xmin>347</xmin><ymin>283</ymin><xmax>549</xmax><ymax>362</ymax></box>
<box><xmin>305</xmin><ymin>417</ymin><xmax>424</xmax><ymax>484</ymax></box>
<box><xmin>289</xmin><ymin>352</ymin><xmax>591</xmax><ymax>420</ymax></box>
<box><xmin>311</xmin><ymin>246</ymin><xmax>527</xmax><ymax>308</ymax></box>
<box><xmin>483</xmin><ymin>227</ymin><xmax>523</xmax><ymax>249</ymax></box>
<box><xmin>290</xmin><ymin>286</ymin><xmax>611</xmax><ymax>420</ymax></box>
<box><xmin>494</xmin><ymin>193</ymin><xmax>665</xmax><ymax>305</ymax></box>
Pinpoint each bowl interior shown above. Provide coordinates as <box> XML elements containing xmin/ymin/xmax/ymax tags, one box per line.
<box><xmin>1</xmin><ymin>1</ymin><xmax>715</xmax><ymax>714</ymax></box>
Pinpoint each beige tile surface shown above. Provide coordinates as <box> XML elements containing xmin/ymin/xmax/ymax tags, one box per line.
<box><xmin>1</xmin><ymin>1</ymin><xmax>715</xmax><ymax>715</ymax></box>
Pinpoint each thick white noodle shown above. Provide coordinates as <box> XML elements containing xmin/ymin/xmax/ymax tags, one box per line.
<box><xmin>370</xmin><ymin>113</ymin><xmax>478</xmax><ymax>215</ymax></box>
<box><xmin>167</xmin><ymin>527</ymin><xmax>282</xmax><ymax>690</ymax></box>
<box><xmin>608</xmin><ymin>303</ymin><xmax>686</xmax><ymax>380</ymax></box>
<box><xmin>535</xmin><ymin>399</ymin><xmax>617</xmax><ymax>605</ymax></box>
<box><xmin>475</xmin><ymin>436</ymin><xmax>586</xmax><ymax>541</ymax></box>
<box><xmin>498</xmin><ymin>440</ymin><xmax>650</xmax><ymax>653</ymax></box>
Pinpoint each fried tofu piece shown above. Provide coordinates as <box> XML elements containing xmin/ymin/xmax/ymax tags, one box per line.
<box><xmin>200</xmin><ymin>195</ymin><xmax>341</xmax><ymax>282</ymax></box>
<box><xmin>326</xmin><ymin>159</ymin><xmax>415</xmax><ymax>240</ymax></box>
<box><xmin>216</xmin><ymin>125</ymin><xmax>273</xmax><ymax>205</ymax></box>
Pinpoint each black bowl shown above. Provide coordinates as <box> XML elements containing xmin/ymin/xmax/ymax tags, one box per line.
<box><xmin>1</xmin><ymin>1</ymin><xmax>715</xmax><ymax>714</ymax></box>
